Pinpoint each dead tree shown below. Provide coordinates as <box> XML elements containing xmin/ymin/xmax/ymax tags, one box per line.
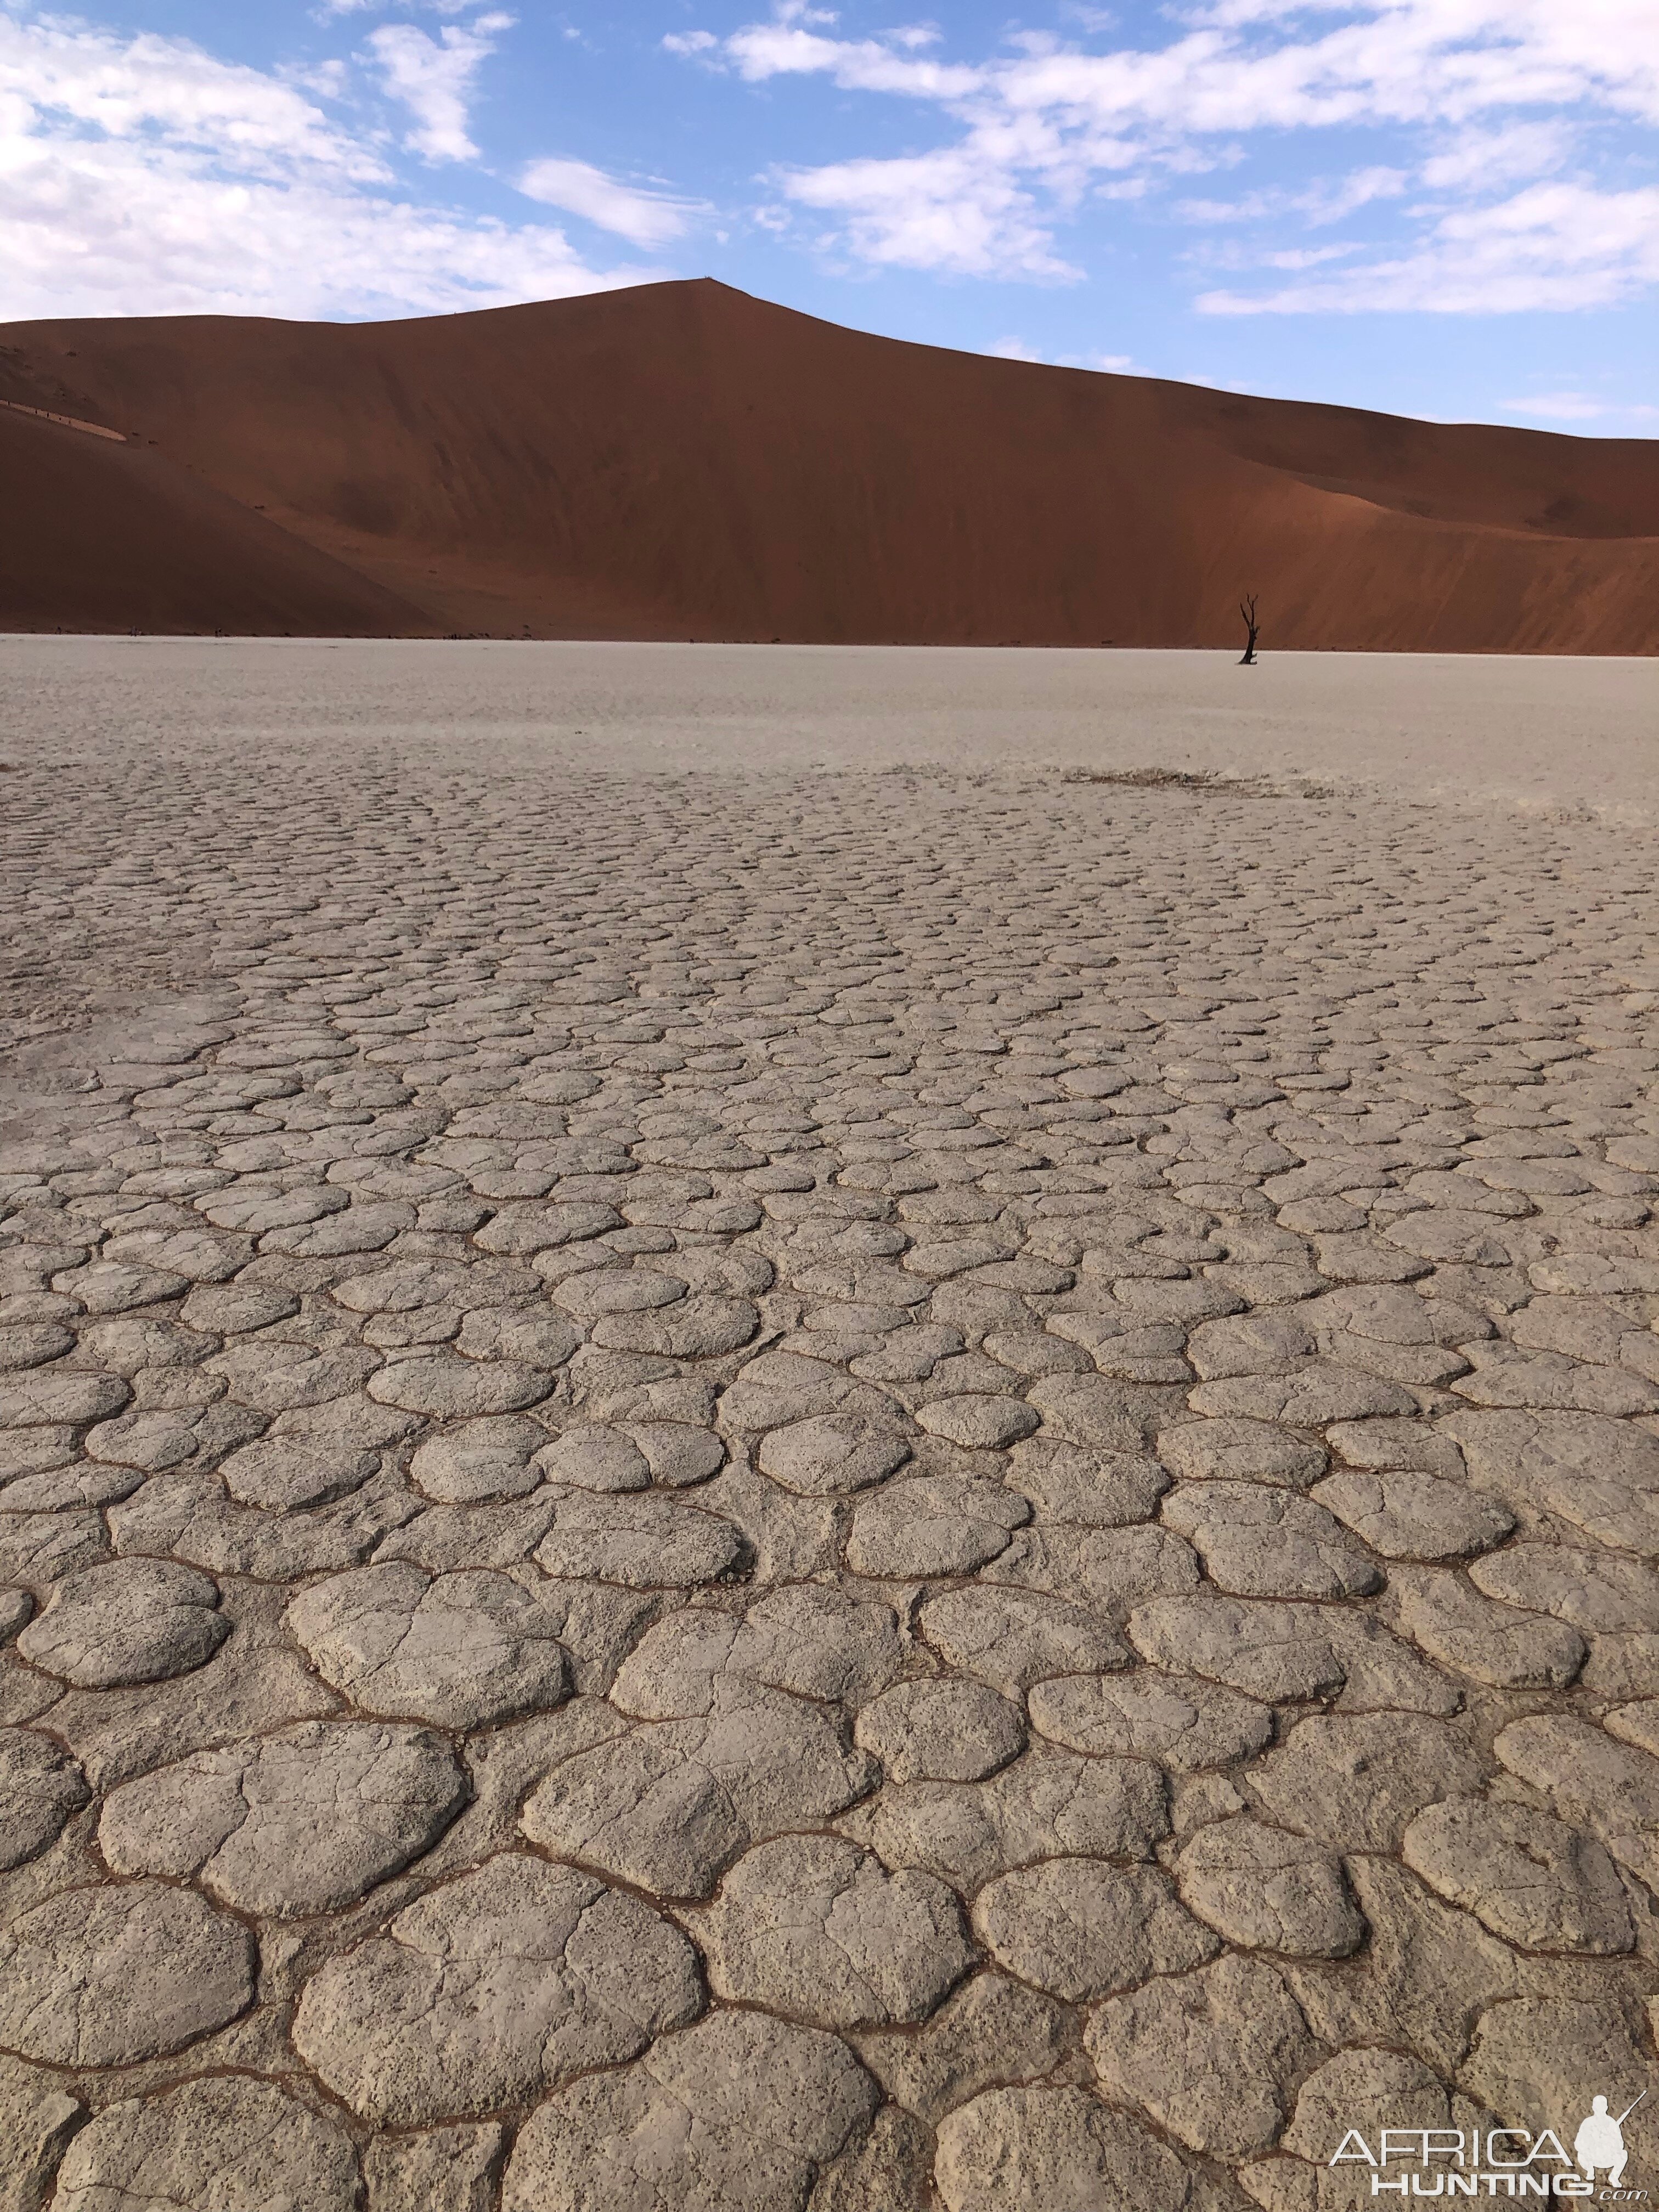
<box><xmin>1238</xmin><ymin>594</ymin><xmax>1260</xmax><ymax>665</ymax></box>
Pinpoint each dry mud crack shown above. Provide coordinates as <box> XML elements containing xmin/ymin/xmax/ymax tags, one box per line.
<box><xmin>3</xmin><ymin>648</ymin><xmax>1659</xmax><ymax>2210</ymax></box>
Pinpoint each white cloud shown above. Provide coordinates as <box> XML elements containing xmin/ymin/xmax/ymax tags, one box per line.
<box><xmin>1418</xmin><ymin>120</ymin><xmax>1571</xmax><ymax>191</ymax></box>
<box><xmin>724</xmin><ymin>21</ymin><xmax>980</xmax><ymax>98</ymax></box>
<box><xmin>0</xmin><ymin>153</ymin><xmax>644</xmax><ymax>320</ymax></box>
<box><xmin>1505</xmin><ymin>391</ymin><xmax>1612</xmax><ymax>420</ymax></box>
<box><xmin>0</xmin><ymin>10</ymin><xmax>381</xmax><ymax>175</ymax></box>
<box><xmin>1502</xmin><ymin>391</ymin><xmax>1659</xmax><ymax>423</ymax></box>
<box><xmin>1177</xmin><ymin>167</ymin><xmax>1406</xmax><ymax>227</ymax></box>
<box><xmin>518</xmin><ymin>156</ymin><xmax>702</xmax><ymax>246</ymax></box>
<box><xmin>777</xmin><ymin>144</ymin><xmax>1080</xmax><ymax>278</ymax></box>
<box><xmin>0</xmin><ymin>10</ymin><xmax>651</xmax><ymax>319</ymax></box>
<box><xmin>319</xmin><ymin>0</ymin><xmax>478</xmax><ymax>14</ymax></box>
<box><xmin>989</xmin><ymin>337</ymin><xmax>1143</xmax><ymax>369</ymax></box>
<box><xmin>1253</xmin><ymin>242</ymin><xmax>1361</xmax><ymax>269</ymax></box>
<box><xmin>1302</xmin><ymin>165</ymin><xmax>1408</xmax><ymax>223</ymax></box>
<box><xmin>1175</xmin><ymin>187</ymin><xmax>1286</xmax><ymax>224</ymax></box>
<box><xmin>364</xmin><ymin>12</ymin><xmax>511</xmax><ymax>163</ymax></box>
<box><xmin>672</xmin><ymin>0</ymin><xmax>1659</xmax><ymax>309</ymax></box>
<box><xmin>1197</xmin><ymin>181</ymin><xmax>1659</xmax><ymax>312</ymax></box>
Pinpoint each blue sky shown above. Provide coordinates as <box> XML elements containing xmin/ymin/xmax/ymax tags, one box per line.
<box><xmin>1</xmin><ymin>0</ymin><xmax>1655</xmax><ymax>432</ymax></box>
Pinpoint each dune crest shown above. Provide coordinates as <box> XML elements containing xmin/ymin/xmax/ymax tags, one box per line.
<box><xmin>2</xmin><ymin>278</ymin><xmax>1655</xmax><ymax>648</ymax></box>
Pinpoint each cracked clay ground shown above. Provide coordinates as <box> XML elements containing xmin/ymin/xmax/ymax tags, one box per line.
<box><xmin>2</xmin><ymin>641</ymin><xmax>1659</xmax><ymax>2212</ymax></box>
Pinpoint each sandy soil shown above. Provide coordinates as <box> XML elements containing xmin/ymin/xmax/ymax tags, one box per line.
<box><xmin>1</xmin><ymin>640</ymin><xmax>1657</xmax><ymax>2209</ymax></box>
<box><xmin>0</xmin><ymin>410</ymin><xmax>434</xmax><ymax>641</ymax></box>
<box><xmin>4</xmin><ymin>280</ymin><xmax>1658</xmax><ymax>649</ymax></box>
<box><xmin>3</xmin><ymin>637</ymin><xmax>1656</xmax><ymax>816</ymax></box>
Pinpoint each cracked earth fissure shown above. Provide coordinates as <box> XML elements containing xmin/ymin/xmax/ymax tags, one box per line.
<box><xmin>2</xmin><ymin>697</ymin><xmax>1658</xmax><ymax>2211</ymax></box>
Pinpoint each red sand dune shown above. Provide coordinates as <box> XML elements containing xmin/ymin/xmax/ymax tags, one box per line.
<box><xmin>3</xmin><ymin>278</ymin><xmax>1656</xmax><ymax>650</ymax></box>
<box><xmin>0</xmin><ymin>403</ymin><xmax>433</xmax><ymax>640</ymax></box>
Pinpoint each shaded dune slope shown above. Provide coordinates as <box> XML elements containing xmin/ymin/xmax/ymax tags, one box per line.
<box><xmin>0</xmin><ymin>400</ymin><xmax>435</xmax><ymax>640</ymax></box>
<box><xmin>3</xmin><ymin>279</ymin><xmax>1655</xmax><ymax>650</ymax></box>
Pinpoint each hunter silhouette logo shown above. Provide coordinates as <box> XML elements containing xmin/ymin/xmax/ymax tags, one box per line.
<box><xmin>1330</xmin><ymin>2091</ymin><xmax>1649</xmax><ymax>2198</ymax></box>
<box><xmin>1576</xmin><ymin>2095</ymin><xmax>1646</xmax><ymax>2191</ymax></box>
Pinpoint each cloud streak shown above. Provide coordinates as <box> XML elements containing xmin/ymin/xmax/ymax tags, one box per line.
<box><xmin>1197</xmin><ymin>183</ymin><xmax>1659</xmax><ymax>313</ymax></box>
<box><xmin>668</xmin><ymin>0</ymin><xmax>1659</xmax><ymax>311</ymax></box>
<box><xmin>0</xmin><ymin>9</ymin><xmax>650</xmax><ymax>319</ymax></box>
<box><xmin>518</xmin><ymin>157</ymin><xmax>703</xmax><ymax>247</ymax></box>
<box><xmin>363</xmin><ymin>12</ymin><xmax>511</xmax><ymax>164</ymax></box>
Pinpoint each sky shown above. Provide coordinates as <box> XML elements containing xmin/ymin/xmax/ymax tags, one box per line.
<box><xmin>1</xmin><ymin>0</ymin><xmax>1655</xmax><ymax>433</ymax></box>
